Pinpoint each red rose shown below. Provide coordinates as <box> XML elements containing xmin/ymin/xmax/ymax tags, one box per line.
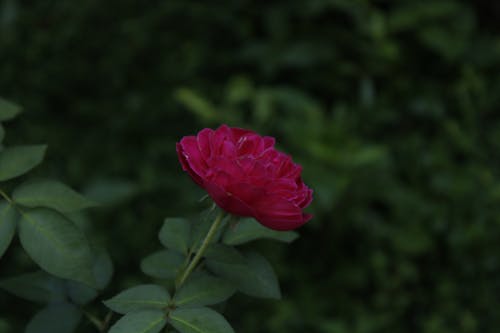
<box><xmin>176</xmin><ymin>125</ymin><xmax>313</xmax><ymax>231</ymax></box>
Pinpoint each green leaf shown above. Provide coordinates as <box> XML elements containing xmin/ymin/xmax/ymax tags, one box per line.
<box><xmin>174</xmin><ymin>273</ymin><xmax>235</xmax><ymax>308</ymax></box>
<box><xmin>104</xmin><ymin>284</ymin><xmax>171</xmax><ymax>314</ymax></box>
<box><xmin>66</xmin><ymin>247</ymin><xmax>114</xmax><ymax>305</ymax></box>
<box><xmin>206</xmin><ymin>251</ymin><xmax>281</xmax><ymax>299</ymax></box>
<box><xmin>223</xmin><ymin>218</ymin><xmax>299</xmax><ymax>245</ymax></box>
<box><xmin>159</xmin><ymin>218</ymin><xmax>191</xmax><ymax>254</ymax></box>
<box><xmin>13</xmin><ymin>179</ymin><xmax>96</xmax><ymax>213</ymax></box>
<box><xmin>84</xmin><ymin>178</ymin><xmax>137</xmax><ymax>206</ymax></box>
<box><xmin>0</xmin><ymin>319</ymin><xmax>10</xmax><ymax>332</ymax></box>
<box><xmin>174</xmin><ymin>88</ymin><xmax>217</xmax><ymax>121</ymax></box>
<box><xmin>0</xmin><ymin>271</ymin><xmax>65</xmax><ymax>303</ymax></box>
<box><xmin>0</xmin><ymin>124</ymin><xmax>4</xmax><ymax>144</ymax></box>
<box><xmin>0</xmin><ymin>145</ymin><xmax>46</xmax><ymax>182</ymax></box>
<box><xmin>189</xmin><ymin>216</ymin><xmax>213</xmax><ymax>251</ymax></box>
<box><xmin>190</xmin><ymin>209</ymin><xmax>227</xmax><ymax>251</ymax></box>
<box><xmin>18</xmin><ymin>208</ymin><xmax>96</xmax><ymax>287</ymax></box>
<box><xmin>65</xmin><ymin>211</ymin><xmax>92</xmax><ymax>232</ymax></box>
<box><xmin>26</xmin><ymin>303</ymin><xmax>81</xmax><ymax>333</ymax></box>
<box><xmin>25</xmin><ymin>303</ymin><xmax>81</xmax><ymax>333</ymax></box>
<box><xmin>169</xmin><ymin>307</ymin><xmax>234</xmax><ymax>333</ymax></box>
<box><xmin>141</xmin><ymin>250</ymin><xmax>185</xmax><ymax>280</ymax></box>
<box><xmin>66</xmin><ymin>280</ymin><xmax>98</xmax><ymax>306</ymax></box>
<box><xmin>93</xmin><ymin>246</ymin><xmax>114</xmax><ymax>289</ymax></box>
<box><xmin>241</xmin><ymin>252</ymin><xmax>281</xmax><ymax>299</ymax></box>
<box><xmin>0</xmin><ymin>201</ymin><xmax>18</xmax><ymax>259</ymax></box>
<box><xmin>205</xmin><ymin>244</ymin><xmax>245</xmax><ymax>264</ymax></box>
<box><xmin>109</xmin><ymin>310</ymin><xmax>167</xmax><ymax>333</ymax></box>
<box><xmin>0</xmin><ymin>98</ymin><xmax>22</xmax><ymax>121</ymax></box>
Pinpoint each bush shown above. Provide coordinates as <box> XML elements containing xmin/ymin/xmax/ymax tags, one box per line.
<box><xmin>1</xmin><ymin>0</ymin><xmax>500</xmax><ymax>332</ymax></box>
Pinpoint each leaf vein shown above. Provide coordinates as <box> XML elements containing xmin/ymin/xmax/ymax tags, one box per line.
<box><xmin>171</xmin><ymin>315</ymin><xmax>204</xmax><ymax>333</ymax></box>
<box><xmin>20</xmin><ymin>211</ymin><xmax>68</xmax><ymax>256</ymax></box>
<box><xmin>109</xmin><ymin>300</ymin><xmax>168</xmax><ymax>306</ymax></box>
<box><xmin>176</xmin><ymin>290</ymin><xmax>218</xmax><ymax>306</ymax></box>
<box><xmin>140</xmin><ymin>315</ymin><xmax>166</xmax><ymax>333</ymax></box>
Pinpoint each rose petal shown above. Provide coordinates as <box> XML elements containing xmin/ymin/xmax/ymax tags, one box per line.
<box><xmin>230</xmin><ymin>126</ymin><xmax>255</xmax><ymax>142</ymax></box>
<box><xmin>176</xmin><ymin>142</ymin><xmax>204</xmax><ymax>186</ymax></box>
<box><xmin>197</xmin><ymin>128</ymin><xmax>213</xmax><ymax>160</ymax></box>
<box><xmin>263</xmin><ymin>136</ymin><xmax>275</xmax><ymax>149</ymax></box>
<box><xmin>221</xmin><ymin>140</ymin><xmax>236</xmax><ymax>158</ymax></box>
<box><xmin>257</xmin><ymin>211</ymin><xmax>312</xmax><ymax>231</ymax></box>
<box><xmin>252</xmin><ymin>195</ymin><xmax>311</xmax><ymax>230</ymax></box>
<box><xmin>237</xmin><ymin>134</ymin><xmax>264</xmax><ymax>156</ymax></box>
<box><xmin>211</xmin><ymin>157</ymin><xmax>244</xmax><ymax>181</ymax></box>
<box><xmin>298</xmin><ymin>188</ymin><xmax>313</xmax><ymax>208</ymax></box>
<box><xmin>180</xmin><ymin>136</ymin><xmax>208</xmax><ymax>175</ymax></box>
<box><xmin>225</xmin><ymin>182</ymin><xmax>265</xmax><ymax>207</ymax></box>
<box><xmin>204</xmin><ymin>180</ymin><xmax>255</xmax><ymax>217</ymax></box>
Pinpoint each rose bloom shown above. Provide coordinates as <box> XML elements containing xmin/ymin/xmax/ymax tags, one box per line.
<box><xmin>176</xmin><ymin>125</ymin><xmax>313</xmax><ymax>231</ymax></box>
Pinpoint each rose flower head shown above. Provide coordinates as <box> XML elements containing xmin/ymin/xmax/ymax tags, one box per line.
<box><xmin>176</xmin><ymin>125</ymin><xmax>313</xmax><ymax>231</ymax></box>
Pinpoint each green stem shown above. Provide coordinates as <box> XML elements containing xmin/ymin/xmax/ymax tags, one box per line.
<box><xmin>83</xmin><ymin>310</ymin><xmax>105</xmax><ymax>332</ymax></box>
<box><xmin>0</xmin><ymin>189</ymin><xmax>12</xmax><ymax>204</ymax></box>
<box><xmin>176</xmin><ymin>210</ymin><xmax>225</xmax><ymax>288</ymax></box>
<box><xmin>101</xmin><ymin>311</ymin><xmax>113</xmax><ymax>333</ymax></box>
<box><xmin>0</xmin><ymin>188</ymin><xmax>34</xmax><ymax>220</ymax></box>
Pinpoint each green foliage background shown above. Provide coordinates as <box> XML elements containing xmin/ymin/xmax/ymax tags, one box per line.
<box><xmin>2</xmin><ymin>0</ymin><xmax>500</xmax><ymax>332</ymax></box>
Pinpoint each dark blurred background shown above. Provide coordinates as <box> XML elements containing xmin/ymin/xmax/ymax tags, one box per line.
<box><xmin>2</xmin><ymin>0</ymin><xmax>500</xmax><ymax>332</ymax></box>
